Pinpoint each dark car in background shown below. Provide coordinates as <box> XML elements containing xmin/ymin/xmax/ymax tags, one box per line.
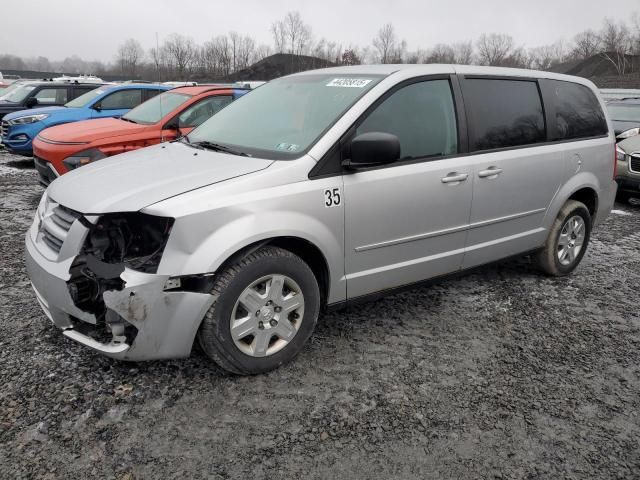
<box><xmin>0</xmin><ymin>80</ymin><xmax>105</xmax><ymax>122</ymax></box>
<box><xmin>615</xmin><ymin>129</ymin><xmax>640</xmax><ymax>203</ymax></box>
<box><xmin>607</xmin><ymin>97</ymin><xmax>640</xmax><ymax>203</ymax></box>
<box><xmin>606</xmin><ymin>97</ymin><xmax>640</xmax><ymax>139</ymax></box>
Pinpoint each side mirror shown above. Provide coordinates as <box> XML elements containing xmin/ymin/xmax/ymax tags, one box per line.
<box><xmin>163</xmin><ymin>121</ymin><xmax>182</xmax><ymax>139</ymax></box>
<box><xmin>25</xmin><ymin>97</ymin><xmax>38</xmax><ymax>108</ymax></box>
<box><xmin>92</xmin><ymin>103</ymin><xmax>102</xmax><ymax>111</ymax></box>
<box><xmin>343</xmin><ymin>132</ymin><xmax>400</xmax><ymax>169</ymax></box>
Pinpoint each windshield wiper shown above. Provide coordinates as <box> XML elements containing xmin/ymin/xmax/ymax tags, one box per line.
<box><xmin>120</xmin><ymin>117</ymin><xmax>138</xmax><ymax>124</ymax></box>
<box><xmin>190</xmin><ymin>140</ymin><xmax>251</xmax><ymax>157</ymax></box>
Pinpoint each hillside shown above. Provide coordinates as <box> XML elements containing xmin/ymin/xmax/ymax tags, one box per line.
<box><xmin>549</xmin><ymin>53</ymin><xmax>640</xmax><ymax>88</ymax></box>
<box><xmin>225</xmin><ymin>53</ymin><xmax>335</xmax><ymax>81</ymax></box>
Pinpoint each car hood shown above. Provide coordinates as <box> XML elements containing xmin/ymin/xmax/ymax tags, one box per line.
<box><xmin>618</xmin><ymin>133</ymin><xmax>640</xmax><ymax>154</ymax></box>
<box><xmin>47</xmin><ymin>142</ymin><xmax>274</xmax><ymax>213</ymax></box>
<box><xmin>612</xmin><ymin>119</ymin><xmax>640</xmax><ymax>136</ymax></box>
<box><xmin>3</xmin><ymin>106</ymin><xmax>69</xmax><ymax>120</ymax></box>
<box><xmin>0</xmin><ymin>100</ymin><xmax>20</xmax><ymax>112</ymax></box>
<box><xmin>38</xmin><ymin>117</ymin><xmax>148</xmax><ymax>143</ymax></box>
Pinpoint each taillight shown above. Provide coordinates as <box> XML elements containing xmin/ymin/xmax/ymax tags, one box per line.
<box><xmin>614</xmin><ymin>143</ymin><xmax>624</xmax><ymax>180</ymax></box>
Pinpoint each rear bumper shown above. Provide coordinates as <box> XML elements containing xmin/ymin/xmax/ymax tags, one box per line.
<box><xmin>594</xmin><ymin>179</ymin><xmax>619</xmax><ymax>226</ymax></box>
<box><xmin>616</xmin><ymin>176</ymin><xmax>640</xmax><ymax>194</ymax></box>
<box><xmin>25</xmin><ymin>227</ymin><xmax>215</xmax><ymax>361</ymax></box>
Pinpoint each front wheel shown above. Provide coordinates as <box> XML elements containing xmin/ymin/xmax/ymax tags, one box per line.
<box><xmin>536</xmin><ymin>200</ymin><xmax>592</xmax><ymax>276</ymax></box>
<box><xmin>197</xmin><ymin>246</ymin><xmax>320</xmax><ymax>375</ymax></box>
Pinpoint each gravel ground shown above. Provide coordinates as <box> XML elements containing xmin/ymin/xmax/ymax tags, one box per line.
<box><xmin>0</xmin><ymin>151</ymin><xmax>639</xmax><ymax>479</ymax></box>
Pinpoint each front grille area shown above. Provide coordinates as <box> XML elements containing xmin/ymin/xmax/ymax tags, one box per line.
<box><xmin>630</xmin><ymin>155</ymin><xmax>640</xmax><ymax>174</ymax></box>
<box><xmin>0</xmin><ymin>120</ymin><xmax>8</xmax><ymax>139</ymax></box>
<box><xmin>33</xmin><ymin>156</ymin><xmax>57</xmax><ymax>186</ymax></box>
<box><xmin>41</xmin><ymin>204</ymin><xmax>81</xmax><ymax>254</ymax></box>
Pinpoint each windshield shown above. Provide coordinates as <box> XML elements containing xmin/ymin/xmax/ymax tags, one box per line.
<box><xmin>188</xmin><ymin>74</ymin><xmax>384</xmax><ymax>159</ymax></box>
<box><xmin>0</xmin><ymin>84</ymin><xmax>36</xmax><ymax>103</ymax></box>
<box><xmin>64</xmin><ymin>87</ymin><xmax>105</xmax><ymax>108</ymax></box>
<box><xmin>608</xmin><ymin>104</ymin><xmax>640</xmax><ymax>123</ymax></box>
<box><xmin>0</xmin><ymin>82</ymin><xmax>24</xmax><ymax>100</ymax></box>
<box><xmin>122</xmin><ymin>91</ymin><xmax>190</xmax><ymax>125</ymax></box>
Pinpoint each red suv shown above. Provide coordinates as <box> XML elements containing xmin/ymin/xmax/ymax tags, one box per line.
<box><xmin>32</xmin><ymin>86</ymin><xmax>248</xmax><ymax>185</ymax></box>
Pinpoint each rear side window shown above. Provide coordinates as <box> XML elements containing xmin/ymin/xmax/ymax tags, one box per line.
<box><xmin>144</xmin><ymin>88</ymin><xmax>164</xmax><ymax>101</ymax></box>
<box><xmin>34</xmin><ymin>87</ymin><xmax>68</xmax><ymax>104</ymax></box>
<box><xmin>178</xmin><ymin>96</ymin><xmax>232</xmax><ymax>128</ymax></box>
<box><xmin>463</xmin><ymin>79</ymin><xmax>545</xmax><ymax>151</ymax></box>
<box><xmin>71</xmin><ymin>86</ymin><xmax>97</xmax><ymax>100</ymax></box>
<box><xmin>100</xmin><ymin>89</ymin><xmax>143</xmax><ymax>109</ymax></box>
<box><xmin>547</xmin><ymin>80</ymin><xmax>607</xmax><ymax>140</ymax></box>
<box><xmin>357</xmin><ymin>79</ymin><xmax>458</xmax><ymax>160</ymax></box>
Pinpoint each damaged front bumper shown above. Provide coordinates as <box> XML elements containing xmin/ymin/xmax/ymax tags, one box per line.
<box><xmin>24</xmin><ymin>209</ymin><xmax>215</xmax><ymax>361</ymax></box>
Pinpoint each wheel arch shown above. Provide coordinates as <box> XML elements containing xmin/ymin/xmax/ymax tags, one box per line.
<box><xmin>567</xmin><ymin>186</ymin><xmax>598</xmax><ymax>218</ymax></box>
<box><xmin>215</xmin><ymin>236</ymin><xmax>332</xmax><ymax>309</ymax></box>
<box><xmin>545</xmin><ymin>173</ymin><xmax>601</xmax><ymax>232</ymax></box>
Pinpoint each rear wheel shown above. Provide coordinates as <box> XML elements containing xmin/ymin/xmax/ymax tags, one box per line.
<box><xmin>536</xmin><ymin>200</ymin><xmax>591</xmax><ymax>276</ymax></box>
<box><xmin>197</xmin><ymin>246</ymin><xmax>320</xmax><ymax>375</ymax></box>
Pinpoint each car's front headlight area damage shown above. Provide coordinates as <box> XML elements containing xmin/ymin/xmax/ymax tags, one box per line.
<box><xmin>26</xmin><ymin>202</ymin><xmax>217</xmax><ymax>360</ymax></box>
<box><xmin>67</xmin><ymin>213</ymin><xmax>174</xmax><ymax>344</ymax></box>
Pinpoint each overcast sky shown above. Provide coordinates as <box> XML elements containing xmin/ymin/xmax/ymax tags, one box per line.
<box><xmin>2</xmin><ymin>0</ymin><xmax>638</xmax><ymax>61</ymax></box>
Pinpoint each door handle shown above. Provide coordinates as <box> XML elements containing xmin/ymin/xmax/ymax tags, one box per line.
<box><xmin>478</xmin><ymin>167</ymin><xmax>503</xmax><ymax>178</ymax></box>
<box><xmin>441</xmin><ymin>172</ymin><xmax>469</xmax><ymax>184</ymax></box>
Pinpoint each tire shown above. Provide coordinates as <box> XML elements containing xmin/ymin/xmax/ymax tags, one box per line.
<box><xmin>616</xmin><ymin>191</ymin><xmax>632</xmax><ymax>204</ymax></box>
<box><xmin>197</xmin><ymin>246</ymin><xmax>320</xmax><ymax>375</ymax></box>
<box><xmin>536</xmin><ymin>200</ymin><xmax>592</xmax><ymax>276</ymax></box>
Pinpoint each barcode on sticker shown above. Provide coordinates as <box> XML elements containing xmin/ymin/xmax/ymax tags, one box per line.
<box><xmin>326</xmin><ymin>78</ymin><xmax>372</xmax><ymax>88</ymax></box>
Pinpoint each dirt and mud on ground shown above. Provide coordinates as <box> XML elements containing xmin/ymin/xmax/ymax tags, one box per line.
<box><xmin>0</xmin><ymin>151</ymin><xmax>639</xmax><ymax>479</ymax></box>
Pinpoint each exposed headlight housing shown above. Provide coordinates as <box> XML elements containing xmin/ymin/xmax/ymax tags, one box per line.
<box><xmin>81</xmin><ymin>212</ymin><xmax>174</xmax><ymax>274</ymax></box>
<box><xmin>616</xmin><ymin>144</ymin><xmax>626</xmax><ymax>162</ymax></box>
<box><xmin>63</xmin><ymin>148</ymin><xmax>108</xmax><ymax>170</ymax></box>
<box><xmin>8</xmin><ymin>114</ymin><xmax>49</xmax><ymax>125</ymax></box>
<box><xmin>617</xmin><ymin>127</ymin><xmax>640</xmax><ymax>140</ymax></box>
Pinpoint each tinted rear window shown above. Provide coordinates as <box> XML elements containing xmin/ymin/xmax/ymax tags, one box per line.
<box><xmin>463</xmin><ymin>78</ymin><xmax>545</xmax><ymax>151</ymax></box>
<box><xmin>548</xmin><ymin>80</ymin><xmax>607</xmax><ymax>140</ymax></box>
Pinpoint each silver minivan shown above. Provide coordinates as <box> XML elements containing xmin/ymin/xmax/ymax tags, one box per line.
<box><xmin>25</xmin><ymin>65</ymin><xmax>617</xmax><ymax>374</ymax></box>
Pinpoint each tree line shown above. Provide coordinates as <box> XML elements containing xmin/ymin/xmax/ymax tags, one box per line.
<box><xmin>1</xmin><ymin>11</ymin><xmax>639</xmax><ymax>81</ymax></box>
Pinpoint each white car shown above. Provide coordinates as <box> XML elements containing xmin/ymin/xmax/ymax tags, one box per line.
<box><xmin>26</xmin><ymin>64</ymin><xmax>617</xmax><ymax>374</ymax></box>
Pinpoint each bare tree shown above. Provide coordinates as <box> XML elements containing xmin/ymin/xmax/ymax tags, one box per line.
<box><xmin>372</xmin><ymin>24</ymin><xmax>406</xmax><ymax>63</ymax></box>
<box><xmin>572</xmin><ymin>29</ymin><xmax>602</xmax><ymax>60</ymax></box>
<box><xmin>424</xmin><ymin>44</ymin><xmax>456</xmax><ymax>63</ymax></box>
<box><xmin>115</xmin><ymin>38</ymin><xmax>144</xmax><ymax>77</ymax></box>
<box><xmin>227</xmin><ymin>32</ymin><xmax>255</xmax><ymax>72</ymax></box>
<box><xmin>164</xmin><ymin>34</ymin><xmax>197</xmax><ymax>79</ymax></box>
<box><xmin>452</xmin><ymin>41</ymin><xmax>474</xmax><ymax>64</ymax></box>
<box><xmin>253</xmin><ymin>44</ymin><xmax>272</xmax><ymax>63</ymax></box>
<box><xmin>149</xmin><ymin>46</ymin><xmax>168</xmax><ymax>81</ymax></box>
<box><xmin>501</xmin><ymin>47</ymin><xmax>530</xmax><ymax>68</ymax></box>
<box><xmin>529</xmin><ymin>41</ymin><xmax>567</xmax><ymax>70</ymax></box>
<box><xmin>283</xmin><ymin>11</ymin><xmax>312</xmax><ymax>56</ymax></box>
<box><xmin>201</xmin><ymin>36</ymin><xmax>231</xmax><ymax>77</ymax></box>
<box><xmin>476</xmin><ymin>33</ymin><xmax>515</xmax><ymax>66</ymax></box>
<box><xmin>271</xmin><ymin>20</ymin><xmax>287</xmax><ymax>54</ymax></box>
<box><xmin>599</xmin><ymin>18</ymin><xmax>633</xmax><ymax>75</ymax></box>
<box><xmin>373</xmin><ymin>24</ymin><xmax>399</xmax><ymax>64</ymax></box>
<box><xmin>632</xmin><ymin>11</ymin><xmax>640</xmax><ymax>55</ymax></box>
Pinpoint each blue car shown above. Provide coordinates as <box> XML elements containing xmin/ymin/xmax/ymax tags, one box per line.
<box><xmin>1</xmin><ymin>83</ymin><xmax>171</xmax><ymax>155</ymax></box>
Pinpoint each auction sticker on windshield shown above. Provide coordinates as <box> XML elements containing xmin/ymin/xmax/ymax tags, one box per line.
<box><xmin>326</xmin><ymin>78</ymin><xmax>373</xmax><ymax>88</ymax></box>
